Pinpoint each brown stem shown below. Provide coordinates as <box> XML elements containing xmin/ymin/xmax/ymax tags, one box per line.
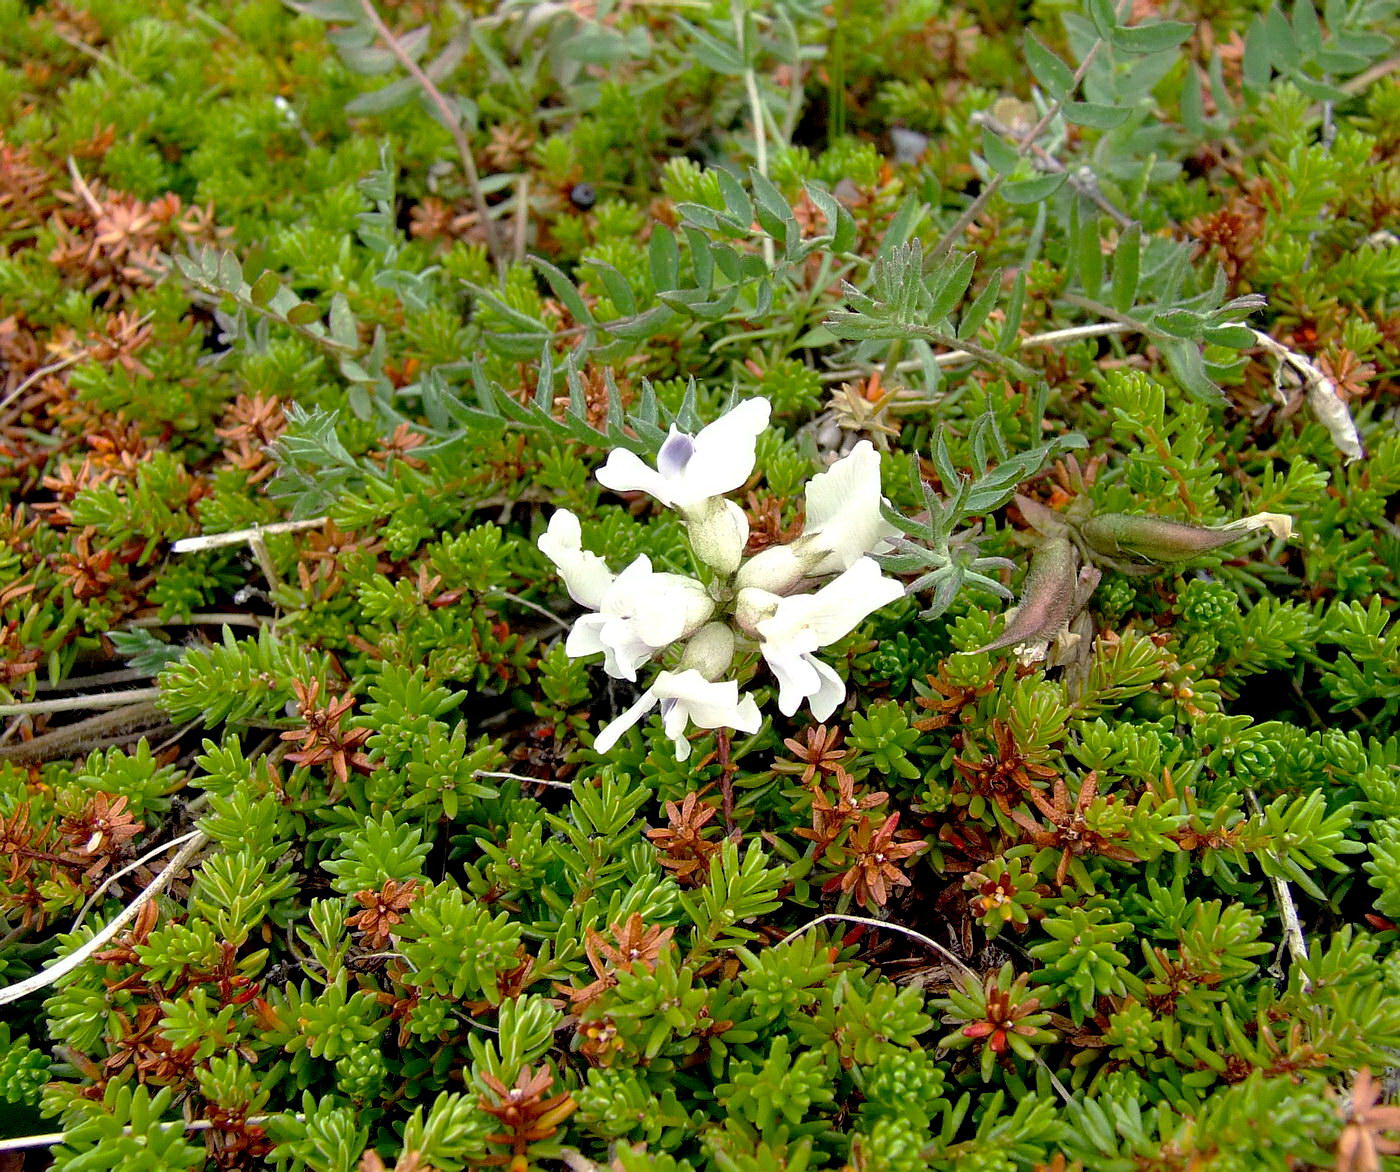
<box><xmin>716</xmin><ymin>728</ymin><xmax>737</xmax><ymax>837</ymax></box>
<box><xmin>357</xmin><ymin>0</ymin><xmax>504</xmax><ymax>276</ymax></box>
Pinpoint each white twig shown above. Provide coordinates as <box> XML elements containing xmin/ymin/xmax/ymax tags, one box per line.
<box><xmin>514</xmin><ymin>173</ymin><xmax>530</xmax><ymax>265</ymax></box>
<box><xmin>473</xmin><ymin>769</ymin><xmax>575</xmax><ymax>790</ymax></box>
<box><xmin>1249</xmin><ymin>328</ymin><xmax>1364</xmax><ymax>463</ymax></box>
<box><xmin>0</xmin><ymin>355</ymin><xmax>83</xmax><ymax>413</ymax></box>
<box><xmin>0</xmin><ymin>1114</ymin><xmax>296</xmax><ymax>1154</ymax></box>
<box><xmin>779</xmin><ymin>912</ymin><xmax>980</xmax><ymax>983</ymax></box>
<box><xmin>69</xmin><ymin>829</ymin><xmax>205</xmax><ymax>932</ymax></box>
<box><xmin>778</xmin><ymin>912</ymin><xmax>1073</xmax><ymax>1103</ymax></box>
<box><xmin>1</xmin><ymin>308</ymin><xmax>156</xmax><ymax>415</ymax></box>
<box><xmin>66</xmin><ymin>156</ymin><xmax>104</xmax><ymax>216</ymax></box>
<box><xmin>487</xmin><ymin>590</ymin><xmax>569</xmax><ymax>630</ymax></box>
<box><xmin>170</xmin><ymin>517</ymin><xmax>328</xmax><ymax>554</ymax></box>
<box><xmin>247</xmin><ymin>532</ymin><xmax>282</xmax><ymax>591</ymax></box>
<box><xmin>0</xmin><ymin>687</ymin><xmax>162</xmax><ymax>717</ymax></box>
<box><xmin>125</xmin><ymin>612</ymin><xmax>264</xmax><ymax>629</ymax></box>
<box><xmin>1247</xmin><ymin>789</ymin><xmax>1312</xmax><ymax>988</ymax></box>
<box><xmin>0</xmin><ymin>831</ymin><xmax>208</xmax><ymax>1008</ymax></box>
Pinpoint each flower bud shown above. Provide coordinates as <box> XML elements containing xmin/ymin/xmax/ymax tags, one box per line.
<box><xmin>677</xmin><ymin>622</ymin><xmax>736</xmax><ymax>681</ymax></box>
<box><xmin>681</xmin><ymin>497</ymin><xmax>749</xmax><ymax>575</ymax></box>
<box><xmin>733</xmin><ymin>586</ymin><xmax>781</xmax><ymax>639</ymax></box>
<box><xmin>735</xmin><ymin>544</ymin><xmax>806</xmax><ymax>595</ymax></box>
<box><xmin>1081</xmin><ymin>511</ymin><xmax>1293</xmax><ymax>564</ymax></box>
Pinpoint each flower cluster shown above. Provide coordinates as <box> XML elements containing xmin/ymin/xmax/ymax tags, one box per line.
<box><xmin>539</xmin><ymin>400</ymin><xmax>903</xmax><ymax>758</ymax></box>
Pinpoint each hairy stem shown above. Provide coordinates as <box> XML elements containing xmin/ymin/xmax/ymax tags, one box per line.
<box><xmin>820</xmin><ymin>320</ymin><xmax>1133</xmax><ymax>382</ymax></box>
<box><xmin>933</xmin><ymin>39</ymin><xmax>1108</xmax><ymax>256</ymax></box>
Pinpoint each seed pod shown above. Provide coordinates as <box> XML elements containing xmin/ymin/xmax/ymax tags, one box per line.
<box><xmin>971</xmin><ymin>537</ymin><xmax>1080</xmax><ymax>659</ymax></box>
<box><xmin>1081</xmin><ymin>512</ymin><xmax>1292</xmax><ymax>565</ymax></box>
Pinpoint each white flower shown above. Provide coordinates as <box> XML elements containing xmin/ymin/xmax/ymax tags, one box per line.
<box><xmin>746</xmin><ymin>557</ymin><xmax>903</xmax><ymax>720</ymax></box>
<box><xmin>798</xmin><ymin>441</ymin><xmax>899</xmax><ymax>574</ymax></box>
<box><xmin>593</xmin><ymin>669</ymin><xmax>763</xmax><ymax>760</ymax></box>
<box><xmin>565</xmin><ymin>556</ymin><xmax>715</xmax><ymax>681</ymax></box>
<box><xmin>736</xmin><ymin>441</ymin><xmax>897</xmax><ymax>593</ymax></box>
<box><xmin>537</xmin><ymin>509</ymin><xmax>614</xmax><ymax>608</ymax></box>
<box><xmin>595</xmin><ymin>398</ymin><xmax>771</xmax><ymax>512</ymax></box>
<box><xmin>1225</xmin><ymin>512</ymin><xmax>1294</xmax><ymax>541</ymax></box>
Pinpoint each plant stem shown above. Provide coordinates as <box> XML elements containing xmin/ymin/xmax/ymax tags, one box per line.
<box><xmin>1246</xmin><ymin>790</ymin><xmax>1311</xmax><ymax>989</ymax></box>
<box><xmin>828</xmin><ymin>0</ymin><xmax>847</xmax><ymax>146</ymax></box>
<box><xmin>358</xmin><ymin>0</ymin><xmax>504</xmax><ymax>277</ymax></box>
<box><xmin>69</xmin><ymin>829</ymin><xmax>205</xmax><ymax>932</ymax></box>
<box><xmin>0</xmin><ymin>687</ymin><xmax>162</xmax><ymax>717</ymax></box>
<box><xmin>716</xmin><ymin>727</ymin><xmax>737</xmax><ymax>836</ymax></box>
<box><xmin>0</xmin><ymin>830</ymin><xmax>208</xmax><ymax>1008</ymax></box>
<box><xmin>905</xmin><ymin>324</ymin><xmax>1037</xmax><ymax>382</ymax></box>
<box><xmin>977</xmin><ymin>111</ymin><xmax>1133</xmax><ymax>228</ymax></box>
<box><xmin>472</xmin><ymin>769</ymin><xmax>575</xmax><ymax>790</ymax></box>
<box><xmin>933</xmin><ymin>39</ymin><xmax>1108</xmax><ymax>257</ymax></box>
<box><xmin>734</xmin><ymin>5</ymin><xmax>774</xmax><ymax>269</ymax></box>
<box><xmin>169</xmin><ymin>517</ymin><xmax>328</xmax><ymax>554</ymax></box>
<box><xmin>820</xmin><ymin>321</ymin><xmax>1133</xmax><ymax>382</ymax></box>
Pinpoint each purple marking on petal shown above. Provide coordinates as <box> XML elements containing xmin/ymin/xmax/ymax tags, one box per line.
<box><xmin>657</xmin><ymin>430</ymin><xmax>695</xmax><ymax>479</ymax></box>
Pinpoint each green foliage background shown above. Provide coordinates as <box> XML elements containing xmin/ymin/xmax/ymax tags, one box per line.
<box><xmin>0</xmin><ymin>0</ymin><xmax>1397</xmax><ymax>1169</ymax></box>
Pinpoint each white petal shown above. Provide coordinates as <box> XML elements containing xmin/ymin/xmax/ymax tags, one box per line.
<box><xmin>805</xmin><ymin>655</ymin><xmax>846</xmax><ymax>721</ymax></box>
<box><xmin>764</xmin><ymin>646</ymin><xmax>822</xmax><ymax>716</ymax></box>
<box><xmin>678</xmin><ymin>398</ymin><xmax>771</xmax><ymax>504</ymax></box>
<box><xmin>603</xmin><ymin>564</ymin><xmax>712</xmax><ymax>649</ymax></box>
<box><xmin>537</xmin><ymin>509</ymin><xmax>615</xmax><ymax>609</ymax></box>
<box><xmin>649</xmin><ymin>670</ymin><xmax>765</xmax><ymax>760</ymax></box>
<box><xmin>596</xmin><ymin>448</ymin><xmax>677</xmax><ymax>505</ymax></box>
<box><xmin>1236</xmin><ymin>512</ymin><xmax>1294</xmax><ymax>541</ymax></box>
<box><xmin>757</xmin><ymin>558</ymin><xmax>904</xmax><ymax>650</ymax></box>
<box><xmin>567</xmin><ymin>614</ymin><xmax>652</xmax><ymax>681</ymax></box>
<box><xmin>593</xmin><ymin>687</ymin><xmax>660</xmax><ymax>753</ymax></box>
<box><xmin>596</xmin><ymin>617</ymin><xmax>654</xmax><ymax>681</ymax></box>
<box><xmin>800</xmin><ymin>441</ymin><xmax>899</xmax><ymax>575</ymax></box>
<box><xmin>731</xmin><ymin>694</ymin><xmax>763</xmax><ymax>735</ymax></box>
<box><xmin>654</xmin><ymin>670</ymin><xmax>741</xmax><ymax>728</ymax></box>
<box><xmin>565</xmin><ymin>613</ymin><xmax>609</xmax><ymax>658</ymax></box>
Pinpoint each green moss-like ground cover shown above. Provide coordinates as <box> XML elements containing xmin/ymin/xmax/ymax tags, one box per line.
<box><xmin>1</xmin><ymin>0</ymin><xmax>1398</xmax><ymax>1168</ymax></box>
